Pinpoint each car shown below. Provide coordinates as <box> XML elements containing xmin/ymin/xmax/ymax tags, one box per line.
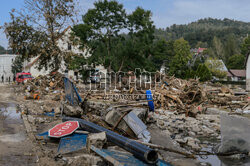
<box><xmin>16</xmin><ymin>72</ymin><xmax>33</xmax><ymax>84</ymax></box>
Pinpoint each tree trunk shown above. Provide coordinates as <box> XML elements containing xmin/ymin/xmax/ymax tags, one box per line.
<box><xmin>118</xmin><ymin>59</ymin><xmax>124</xmax><ymax>72</ymax></box>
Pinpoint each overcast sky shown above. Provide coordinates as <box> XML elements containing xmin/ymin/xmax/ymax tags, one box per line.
<box><xmin>1</xmin><ymin>0</ymin><xmax>250</xmax><ymax>49</ymax></box>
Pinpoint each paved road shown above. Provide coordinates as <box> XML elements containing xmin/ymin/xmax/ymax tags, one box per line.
<box><xmin>0</xmin><ymin>84</ymin><xmax>37</xmax><ymax>166</ymax></box>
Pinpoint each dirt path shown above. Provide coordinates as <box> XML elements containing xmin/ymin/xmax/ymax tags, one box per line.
<box><xmin>0</xmin><ymin>84</ymin><xmax>37</xmax><ymax>166</ymax></box>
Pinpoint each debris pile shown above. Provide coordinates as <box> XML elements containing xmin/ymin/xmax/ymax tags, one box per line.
<box><xmin>154</xmin><ymin>110</ymin><xmax>220</xmax><ymax>151</ymax></box>
<box><xmin>154</xmin><ymin>77</ymin><xmax>206</xmax><ymax>117</ymax></box>
<box><xmin>153</xmin><ymin>77</ymin><xmax>248</xmax><ymax>117</ymax></box>
<box><xmin>14</xmin><ymin>72</ymin><xmax>250</xmax><ymax>166</ymax></box>
<box><xmin>206</xmin><ymin>85</ymin><xmax>247</xmax><ymax>111</ymax></box>
<box><xmin>24</xmin><ymin>72</ymin><xmax>64</xmax><ymax>95</ymax></box>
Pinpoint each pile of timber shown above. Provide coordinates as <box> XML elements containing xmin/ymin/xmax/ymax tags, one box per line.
<box><xmin>153</xmin><ymin>77</ymin><xmax>206</xmax><ymax>117</ymax></box>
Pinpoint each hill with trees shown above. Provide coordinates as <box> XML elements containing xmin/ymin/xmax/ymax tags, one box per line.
<box><xmin>0</xmin><ymin>45</ymin><xmax>12</xmax><ymax>54</ymax></box>
<box><xmin>155</xmin><ymin>18</ymin><xmax>250</xmax><ymax>48</ymax></box>
<box><xmin>0</xmin><ymin>45</ymin><xmax>6</xmax><ymax>54</ymax></box>
<box><xmin>155</xmin><ymin>18</ymin><xmax>250</xmax><ymax>69</ymax></box>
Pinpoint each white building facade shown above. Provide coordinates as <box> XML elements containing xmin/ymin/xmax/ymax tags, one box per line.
<box><xmin>246</xmin><ymin>54</ymin><xmax>250</xmax><ymax>91</ymax></box>
<box><xmin>0</xmin><ymin>54</ymin><xmax>17</xmax><ymax>82</ymax></box>
<box><xmin>23</xmin><ymin>26</ymin><xmax>91</xmax><ymax>79</ymax></box>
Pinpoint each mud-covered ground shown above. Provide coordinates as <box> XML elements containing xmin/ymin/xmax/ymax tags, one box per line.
<box><xmin>2</xmin><ymin>82</ymin><xmax>250</xmax><ymax>166</ymax></box>
<box><xmin>0</xmin><ymin>84</ymin><xmax>37</xmax><ymax>166</ymax></box>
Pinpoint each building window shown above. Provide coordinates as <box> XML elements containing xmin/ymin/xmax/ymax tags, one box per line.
<box><xmin>68</xmin><ymin>43</ymin><xmax>72</xmax><ymax>50</ymax></box>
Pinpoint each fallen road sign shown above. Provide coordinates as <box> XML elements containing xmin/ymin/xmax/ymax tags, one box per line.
<box><xmin>49</xmin><ymin>121</ymin><xmax>79</xmax><ymax>138</ymax></box>
<box><xmin>57</xmin><ymin>133</ymin><xmax>88</xmax><ymax>154</ymax></box>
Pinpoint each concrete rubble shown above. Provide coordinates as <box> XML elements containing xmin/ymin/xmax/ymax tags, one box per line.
<box><xmin>87</xmin><ymin>132</ymin><xmax>107</xmax><ymax>151</ymax></box>
<box><xmin>12</xmin><ymin>72</ymin><xmax>250</xmax><ymax>166</ymax></box>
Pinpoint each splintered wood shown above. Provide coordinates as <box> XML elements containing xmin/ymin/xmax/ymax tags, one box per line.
<box><xmin>154</xmin><ymin>77</ymin><xmax>206</xmax><ymax>117</ymax></box>
<box><xmin>206</xmin><ymin>85</ymin><xmax>247</xmax><ymax>111</ymax></box>
<box><xmin>23</xmin><ymin>72</ymin><xmax>64</xmax><ymax>95</ymax></box>
<box><xmin>154</xmin><ymin>77</ymin><xmax>248</xmax><ymax>117</ymax></box>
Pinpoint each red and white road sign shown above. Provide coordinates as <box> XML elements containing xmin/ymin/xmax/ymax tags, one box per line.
<box><xmin>48</xmin><ymin>121</ymin><xmax>79</xmax><ymax>138</ymax></box>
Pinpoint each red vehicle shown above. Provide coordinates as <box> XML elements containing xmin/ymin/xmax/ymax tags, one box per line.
<box><xmin>16</xmin><ymin>72</ymin><xmax>33</xmax><ymax>84</ymax></box>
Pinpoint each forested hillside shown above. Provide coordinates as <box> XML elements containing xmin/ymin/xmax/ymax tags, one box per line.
<box><xmin>0</xmin><ymin>45</ymin><xmax>12</xmax><ymax>54</ymax></box>
<box><xmin>0</xmin><ymin>45</ymin><xmax>5</xmax><ymax>54</ymax></box>
<box><xmin>155</xmin><ymin>18</ymin><xmax>250</xmax><ymax>48</ymax></box>
<box><xmin>154</xmin><ymin>18</ymin><xmax>250</xmax><ymax>70</ymax></box>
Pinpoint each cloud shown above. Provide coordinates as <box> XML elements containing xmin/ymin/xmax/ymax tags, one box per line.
<box><xmin>154</xmin><ymin>0</ymin><xmax>250</xmax><ymax>27</ymax></box>
<box><xmin>78</xmin><ymin>0</ymin><xmax>94</xmax><ymax>14</ymax></box>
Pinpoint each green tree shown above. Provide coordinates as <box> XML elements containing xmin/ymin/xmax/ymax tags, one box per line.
<box><xmin>224</xmin><ymin>34</ymin><xmax>239</xmax><ymax>64</ymax></box>
<box><xmin>227</xmin><ymin>54</ymin><xmax>245</xmax><ymax>69</ymax></box>
<box><xmin>195</xmin><ymin>64</ymin><xmax>212</xmax><ymax>81</ymax></box>
<box><xmin>125</xmin><ymin>7</ymin><xmax>155</xmax><ymax>72</ymax></box>
<box><xmin>151</xmin><ymin>40</ymin><xmax>174</xmax><ymax>70</ymax></box>
<box><xmin>195</xmin><ymin>41</ymin><xmax>208</xmax><ymax>48</ymax></box>
<box><xmin>68</xmin><ymin>55</ymin><xmax>90</xmax><ymax>82</ymax></box>
<box><xmin>127</xmin><ymin>7</ymin><xmax>155</xmax><ymax>57</ymax></box>
<box><xmin>241</xmin><ymin>36</ymin><xmax>250</xmax><ymax>56</ymax></box>
<box><xmin>73</xmin><ymin>3</ymin><xmax>155</xmax><ymax>72</ymax></box>
<box><xmin>4</xmin><ymin>0</ymin><xmax>78</xmax><ymax>71</ymax></box>
<box><xmin>211</xmin><ymin>36</ymin><xmax>224</xmax><ymax>60</ymax></box>
<box><xmin>169</xmin><ymin>38</ymin><xmax>192</xmax><ymax>78</ymax></box>
<box><xmin>81</xmin><ymin>0</ymin><xmax>126</xmax><ymax>71</ymax></box>
<box><xmin>205</xmin><ymin>58</ymin><xmax>227</xmax><ymax>79</ymax></box>
<box><xmin>11</xmin><ymin>55</ymin><xmax>23</xmax><ymax>75</ymax></box>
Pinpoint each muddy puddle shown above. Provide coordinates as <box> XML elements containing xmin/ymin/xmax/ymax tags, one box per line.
<box><xmin>197</xmin><ymin>137</ymin><xmax>250</xmax><ymax>166</ymax></box>
<box><xmin>0</xmin><ymin>102</ymin><xmax>36</xmax><ymax>166</ymax></box>
<box><xmin>0</xmin><ymin>102</ymin><xmax>21</xmax><ymax>121</ymax></box>
<box><xmin>0</xmin><ymin>102</ymin><xmax>26</xmax><ymax>142</ymax></box>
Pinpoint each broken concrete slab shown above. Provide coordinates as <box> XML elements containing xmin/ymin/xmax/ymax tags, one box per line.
<box><xmin>217</xmin><ymin>114</ymin><xmax>250</xmax><ymax>154</ymax></box>
<box><xmin>63</xmin><ymin>104</ymin><xmax>83</xmax><ymax>117</ymax></box>
<box><xmin>87</xmin><ymin>132</ymin><xmax>107</xmax><ymax>152</ymax></box>
<box><xmin>105</xmin><ymin>109</ymin><xmax>135</xmax><ymax>137</ymax></box>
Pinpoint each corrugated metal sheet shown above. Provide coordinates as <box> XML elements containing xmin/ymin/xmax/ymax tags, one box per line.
<box><xmin>123</xmin><ymin>112</ymin><xmax>147</xmax><ymax>135</ymax></box>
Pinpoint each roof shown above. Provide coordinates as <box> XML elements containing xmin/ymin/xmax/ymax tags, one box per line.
<box><xmin>62</xmin><ymin>26</ymin><xmax>71</xmax><ymax>34</ymax></box>
<box><xmin>191</xmin><ymin>48</ymin><xmax>206</xmax><ymax>53</ymax></box>
<box><xmin>57</xmin><ymin>26</ymin><xmax>71</xmax><ymax>40</ymax></box>
<box><xmin>197</xmin><ymin>48</ymin><xmax>206</xmax><ymax>53</ymax></box>
<box><xmin>206</xmin><ymin>59</ymin><xmax>228</xmax><ymax>72</ymax></box>
<box><xmin>227</xmin><ymin>69</ymin><xmax>246</xmax><ymax>77</ymax></box>
<box><xmin>227</xmin><ymin>72</ymin><xmax>233</xmax><ymax>77</ymax></box>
